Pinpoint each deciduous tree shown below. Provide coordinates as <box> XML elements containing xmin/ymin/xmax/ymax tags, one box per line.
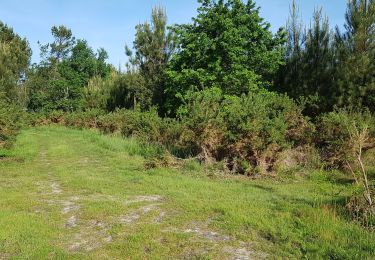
<box><xmin>165</xmin><ymin>0</ymin><xmax>286</xmax><ymax>115</ymax></box>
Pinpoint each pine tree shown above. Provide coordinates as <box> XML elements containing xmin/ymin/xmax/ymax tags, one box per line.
<box><xmin>302</xmin><ymin>9</ymin><xmax>334</xmax><ymax>112</ymax></box>
<box><xmin>335</xmin><ymin>0</ymin><xmax>375</xmax><ymax>111</ymax></box>
<box><xmin>40</xmin><ymin>25</ymin><xmax>76</xmax><ymax>65</ymax></box>
<box><xmin>126</xmin><ymin>7</ymin><xmax>176</xmax><ymax>113</ymax></box>
<box><xmin>276</xmin><ymin>2</ymin><xmax>336</xmax><ymax>115</ymax></box>
<box><xmin>0</xmin><ymin>21</ymin><xmax>32</xmax><ymax>104</ymax></box>
<box><xmin>275</xmin><ymin>0</ymin><xmax>305</xmax><ymax>99</ymax></box>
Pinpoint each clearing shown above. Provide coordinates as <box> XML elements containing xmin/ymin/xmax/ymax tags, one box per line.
<box><xmin>0</xmin><ymin>126</ymin><xmax>373</xmax><ymax>259</ymax></box>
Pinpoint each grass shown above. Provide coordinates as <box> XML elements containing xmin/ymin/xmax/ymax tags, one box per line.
<box><xmin>0</xmin><ymin>126</ymin><xmax>374</xmax><ymax>259</ymax></box>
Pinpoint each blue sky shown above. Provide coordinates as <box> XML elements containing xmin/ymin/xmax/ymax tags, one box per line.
<box><xmin>0</xmin><ymin>0</ymin><xmax>347</xmax><ymax>66</ymax></box>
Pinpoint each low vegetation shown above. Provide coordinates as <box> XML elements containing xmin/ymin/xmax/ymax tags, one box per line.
<box><xmin>0</xmin><ymin>100</ymin><xmax>27</xmax><ymax>150</ymax></box>
<box><xmin>0</xmin><ymin>127</ymin><xmax>374</xmax><ymax>258</ymax></box>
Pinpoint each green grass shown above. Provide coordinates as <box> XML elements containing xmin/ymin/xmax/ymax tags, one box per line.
<box><xmin>0</xmin><ymin>126</ymin><xmax>374</xmax><ymax>259</ymax></box>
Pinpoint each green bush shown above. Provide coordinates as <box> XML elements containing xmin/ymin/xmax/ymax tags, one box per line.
<box><xmin>27</xmin><ymin>88</ymin><xmax>317</xmax><ymax>176</ymax></box>
<box><xmin>317</xmin><ymin>109</ymin><xmax>375</xmax><ymax>224</ymax></box>
<box><xmin>224</xmin><ymin>90</ymin><xmax>314</xmax><ymax>174</ymax></box>
<box><xmin>0</xmin><ymin>99</ymin><xmax>27</xmax><ymax>148</ymax></box>
<box><xmin>176</xmin><ymin>87</ymin><xmax>225</xmax><ymax>161</ymax></box>
<box><xmin>119</xmin><ymin>108</ymin><xmax>163</xmax><ymax>143</ymax></box>
<box><xmin>175</xmin><ymin>88</ymin><xmax>314</xmax><ymax>174</ymax></box>
<box><xmin>64</xmin><ymin>109</ymin><xmax>104</xmax><ymax>129</ymax></box>
<box><xmin>317</xmin><ymin>109</ymin><xmax>375</xmax><ymax>168</ymax></box>
<box><xmin>97</xmin><ymin>110</ymin><xmax>128</xmax><ymax>134</ymax></box>
<box><xmin>29</xmin><ymin>110</ymin><xmax>66</xmax><ymax>126</ymax></box>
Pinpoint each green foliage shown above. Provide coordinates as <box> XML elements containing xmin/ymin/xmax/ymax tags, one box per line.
<box><xmin>67</xmin><ymin>40</ymin><xmax>111</xmax><ymax>83</ymax></box>
<box><xmin>176</xmin><ymin>87</ymin><xmax>225</xmax><ymax>159</ymax></box>
<box><xmin>98</xmin><ymin>6</ymin><xmax>177</xmax><ymax>113</ymax></box>
<box><xmin>27</xmin><ymin>68</ymin><xmax>83</xmax><ymax>112</ymax></box>
<box><xmin>96</xmin><ymin>110</ymin><xmax>130</xmax><ymax>134</ymax></box>
<box><xmin>165</xmin><ymin>0</ymin><xmax>286</xmax><ymax>114</ymax></box>
<box><xmin>83</xmin><ymin>76</ymin><xmax>110</xmax><ymax>110</ymax></box>
<box><xmin>106</xmin><ymin>70</ymin><xmax>150</xmax><ymax>111</ymax></box>
<box><xmin>119</xmin><ymin>108</ymin><xmax>164</xmax><ymax>143</ymax></box>
<box><xmin>63</xmin><ymin>109</ymin><xmax>104</xmax><ymax>129</ymax></box>
<box><xmin>317</xmin><ymin>108</ymin><xmax>375</xmax><ymax>222</ymax></box>
<box><xmin>126</xmin><ymin>7</ymin><xmax>176</xmax><ymax>114</ymax></box>
<box><xmin>30</xmin><ymin>108</ymin><xmax>164</xmax><ymax>144</ymax></box>
<box><xmin>276</xmin><ymin>4</ymin><xmax>335</xmax><ymax>115</ymax></box>
<box><xmin>176</xmin><ymin>88</ymin><xmax>313</xmax><ymax>174</ymax></box>
<box><xmin>28</xmin><ymin>28</ymin><xmax>111</xmax><ymax>112</ymax></box>
<box><xmin>0</xmin><ymin>21</ymin><xmax>32</xmax><ymax>104</ymax></box>
<box><xmin>317</xmin><ymin>109</ymin><xmax>375</xmax><ymax>167</ymax></box>
<box><xmin>334</xmin><ymin>0</ymin><xmax>375</xmax><ymax>112</ymax></box>
<box><xmin>0</xmin><ymin>98</ymin><xmax>27</xmax><ymax>148</ymax></box>
<box><xmin>222</xmin><ymin>91</ymin><xmax>313</xmax><ymax>174</ymax></box>
<box><xmin>277</xmin><ymin>0</ymin><xmax>375</xmax><ymax>114</ymax></box>
<box><xmin>39</xmin><ymin>25</ymin><xmax>75</xmax><ymax>64</ymax></box>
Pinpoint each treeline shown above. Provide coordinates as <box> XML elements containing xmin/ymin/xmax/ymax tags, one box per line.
<box><xmin>0</xmin><ymin>0</ymin><xmax>374</xmax><ymax>221</ymax></box>
<box><xmin>276</xmin><ymin>0</ymin><xmax>375</xmax><ymax>115</ymax></box>
<box><xmin>2</xmin><ymin>1</ymin><xmax>372</xmax><ymax>115</ymax></box>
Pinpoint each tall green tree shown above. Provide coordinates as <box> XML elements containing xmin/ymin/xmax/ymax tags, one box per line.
<box><xmin>126</xmin><ymin>6</ymin><xmax>176</xmax><ymax>112</ymax></box>
<box><xmin>302</xmin><ymin>9</ymin><xmax>334</xmax><ymax>111</ymax></box>
<box><xmin>62</xmin><ymin>40</ymin><xmax>111</xmax><ymax>88</ymax></box>
<box><xmin>28</xmin><ymin>26</ymin><xmax>111</xmax><ymax>111</ymax></box>
<box><xmin>275</xmin><ymin>1</ymin><xmax>305</xmax><ymax>99</ymax></box>
<box><xmin>276</xmin><ymin>3</ymin><xmax>336</xmax><ymax>115</ymax></box>
<box><xmin>165</xmin><ymin>0</ymin><xmax>286</xmax><ymax>114</ymax></box>
<box><xmin>335</xmin><ymin>0</ymin><xmax>375</xmax><ymax>111</ymax></box>
<box><xmin>40</xmin><ymin>25</ymin><xmax>75</xmax><ymax>65</ymax></box>
<box><xmin>0</xmin><ymin>21</ymin><xmax>32</xmax><ymax>104</ymax></box>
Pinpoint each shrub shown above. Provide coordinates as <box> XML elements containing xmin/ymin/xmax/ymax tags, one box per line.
<box><xmin>177</xmin><ymin>87</ymin><xmax>225</xmax><ymax>162</ymax></box>
<box><xmin>64</xmin><ymin>109</ymin><xmax>104</xmax><ymax>129</ymax></box>
<box><xmin>97</xmin><ymin>110</ymin><xmax>128</xmax><ymax>134</ymax></box>
<box><xmin>43</xmin><ymin>110</ymin><xmax>65</xmax><ymax>124</ymax></box>
<box><xmin>220</xmin><ymin>90</ymin><xmax>314</xmax><ymax>174</ymax></box>
<box><xmin>317</xmin><ymin>109</ymin><xmax>375</xmax><ymax>168</ymax></box>
<box><xmin>83</xmin><ymin>76</ymin><xmax>111</xmax><ymax>110</ymax></box>
<box><xmin>119</xmin><ymin>108</ymin><xmax>163</xmax><ymax>143</ymax></box>
<box><xmin>274</xmin><ymin>145</ymin><xmax>321</xmax><ymax>173</ymax></box>
<box><xmin>26</xmin><ymin>89</ymin><xmax>316</xmax><ymax>177</ymax></box>
<box><xmin>318</xmin><ymin>109</ymin><xmax>375</xmax><ymax>222</ymax></box>
<box><xmin>176</xmin><ymin>88</ymin><xmax>314</xmax><ymax>174</ymax></box>
<box><xmin>0</xmin><ymin>99</ymin><xmax>27</xmax><ymax>148</ymax></box>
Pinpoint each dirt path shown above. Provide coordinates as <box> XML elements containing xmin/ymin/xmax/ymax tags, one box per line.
<box><xmin>0</xmin><ymin>127</ymin><xmax>273</xmax><ymax>259</ymax></box>
<box><xmin>36</xmin><ymin>148</ymin><xmax>260</xmax><ymax>258</ymax></box>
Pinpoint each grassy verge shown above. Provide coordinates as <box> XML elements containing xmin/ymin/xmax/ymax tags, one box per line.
<box><xmin>0</xmin><ymin>126</ymin><xmax>373</xmax><ymax>259</ymax></box>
